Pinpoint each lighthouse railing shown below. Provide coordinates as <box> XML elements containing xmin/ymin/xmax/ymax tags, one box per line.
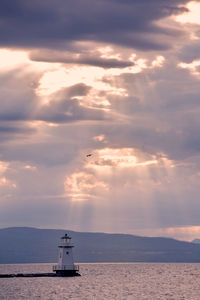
<box><xmin>59</xmin><ymin>241</ymin><xmax>74</xmax><ymax>247</ymax></box>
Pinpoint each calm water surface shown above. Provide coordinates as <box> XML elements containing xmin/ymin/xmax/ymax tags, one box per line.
<box><xmin>0</xmin><ymin>263</ymin><xmax>200</xmax><ymax>300</ymax></box>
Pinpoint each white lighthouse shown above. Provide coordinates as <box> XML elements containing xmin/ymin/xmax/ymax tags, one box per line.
<box><xmin>53</xmin><ymin>234</ymin><xmax>80</xmax><ymax>276</ymax></box>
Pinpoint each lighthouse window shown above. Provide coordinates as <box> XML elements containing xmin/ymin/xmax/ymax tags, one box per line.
<box><xmin>66</xmin><ymin>251</ymin><xmax>69</xmax><ymax>255</ymax></box>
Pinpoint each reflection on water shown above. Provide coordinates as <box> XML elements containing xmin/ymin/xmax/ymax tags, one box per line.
<box><xmin>0</xmin><ymin>263</ymin><xmax>200</xmax><ymax>300</ymax></box>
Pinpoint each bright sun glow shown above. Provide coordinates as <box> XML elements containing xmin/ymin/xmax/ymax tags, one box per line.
<box><xmin>98</xmin><ymin>46</ymin><xmax>121</xmax><ymax>60</ymax></box>
<box><xmin>179</xmin><ymin>60</ymin><xmax>200</xmax><ymax>76</ymax></box>
<box><xmin>0</xmin><ymin>176</ymin><xmax>16</xmax><ymax>188</ymax></box>
<box><xmin>85</xmin><ymin>148</ymin><xmax>158</xmax><ymax>170</ymax></box>
<box><xmin>158</xmin><ymin>226</ymin><xmax>200</xmax><ymax>241</ymax></box>
<box><xmin>175</xmin><ymin>1</ymin><xmax>200</xmax><ymax>24</ymax></box>
<box><xmin>0</xmin><ymin>49</ymin><xmax>29</xmax><ymax>71</ymax></box>
<box><xmin>0</xmin><ymin>48</ymin><xmax>60</xmax><ymax>73</ymax></box>
<box><xmin>0</xmin><ymin>48</ymin><xmax>162</xmax><ymax>106</ymax></box>
<box><xmin>130</xmin><ymin>225</ymin><xmax>200</xmax><ymax>241</ymax></box>
<box><xmin>0</xmin><ymin>161</ymin><xmax>9</xmax><ymax>175</ymax></box>
<box><xmin>151</xmin><ymin>56</ymin><xmax>165</xmax><ymax>68</ymax></box>
<box><xmin>93</xmin><ymin>135</ymin><xmax>106</xmax><ymax>142</ymax></box>
<box><xmin>37</xmin><ymin>65</ymin><xmax>127</xmax><ymax>97</ymax></box>
<box><xmin>24</xmin><ymin>165</ymin><xmax>37</xmax><ymax>171</ymax></box>
<box><xmin>65</xmin><ymin>171</ymin><xmax>108</xmax><ymax>202</ymax></box>
<box><xmin>0</xmin><ymin>161</ymin><xmax>16</xmax><ymax>188</ymax></box>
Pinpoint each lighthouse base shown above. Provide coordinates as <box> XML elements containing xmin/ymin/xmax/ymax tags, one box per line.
<box><xmin>55</xmin><ymin>270</ymin><xmax>80</xmax><ymax>277</ymax></box>
<box><xmin>53</xmin><ymin>264</ymin><xmax>80</xmax><ymax>276</ymax></box>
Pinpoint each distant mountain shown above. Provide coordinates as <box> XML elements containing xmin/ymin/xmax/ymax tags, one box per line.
<box><xmin>1</xmin><ymin>227</ymin><xmax>200</xmax><ymax>263</ymax></box>
<box><xmin>192</xmin><ymin>239</ymin><xmax>200</xmax><ymax>244</ymax></box>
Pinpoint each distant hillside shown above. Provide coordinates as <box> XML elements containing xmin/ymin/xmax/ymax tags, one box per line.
<box><xmin>192</xmin><ymin>239</ymin><xmax>200</xmax><ymax>244</ymax></box>
<box><xmin>1</xmin><ymin>227</ymin><xmax>200</xmax><ymax>263</ymax></box>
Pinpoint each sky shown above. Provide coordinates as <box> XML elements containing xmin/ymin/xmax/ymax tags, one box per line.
<box><xmin>1</xmin><ymin>0</ymin><xmax>200</xmax><ymax>241</ymax></box>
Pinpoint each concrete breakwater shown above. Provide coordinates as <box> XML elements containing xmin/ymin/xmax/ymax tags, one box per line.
<box><xmin>0</xmin><ymin>272</ymin><xmax>80</xmax><ymax>278</ymax></box>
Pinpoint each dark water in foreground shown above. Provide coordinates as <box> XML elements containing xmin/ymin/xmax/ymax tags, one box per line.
<box><xmin>0</xmin><ymin>263</ymin><xmax>200</xmax><ymax>300</ymax></box>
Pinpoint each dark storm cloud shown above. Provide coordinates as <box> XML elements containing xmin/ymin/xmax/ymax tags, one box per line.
<box><xmin>36</xmin><ymin>84</ymin><xmax>107</xmax><ymax>124</ymax></box>
<box><xmin>0</xmin><ymin>123</ymin><xmax>35</xmax><ymax>134</ymax></box>
<box><xmin>30</xmin><ymin>50</ymin><xmax>134</xmax><ymax>69</ymax></box>
<box><xmin>0</xmin><ymin>123</ymin><xmax>36</xmax><ymax>144</ymax></box>
<box><xmin>0</xmin><ymin>67</ymin><xmax>107</xmax><ymax>125</ymax></box>
<box><xmin>105</xmin><ymin>61</ymin><xmax>200</xmax><ymax>161</ymax></box>
<box><xmin>0</xmin><ymin>140</ymin><xmax>76</xmax><ymax>166</ymax></box>
<box><xmin>0</xmin><ymin>0</ymin><xmax>188</xmax><ymax>50</ymax></box>
<box><xmin>178</xmin><ymin>40</ymin><xmax>200</xmax><ymax>63</ymax></box>
<box><xmin>0</xmin><ymin>68</ymin><xmax>39</xmax><ymax>123</ymax></box>
<box><xmin>37</xmin><ymin>98</ymin><xmax>106</xmax><ymax>123</ymax></box>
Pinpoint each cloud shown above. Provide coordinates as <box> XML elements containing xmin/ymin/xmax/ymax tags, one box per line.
<box><xmin>2</xmin><ymin>0</ymin><xmax>200</xmax><ymax>241</ymax></box>
<box><xmin>36</xmin><ymin>84</ymin><xmax>108</xmax><ymax>123</ymax></box>
<box><xmin>29</xmin><ymin>49</ymin><xmax>134</xmax><ymax>69</ymax></box>
<box><xmin>102</xmin><ymin>58</ymin><xmax>200</xmax><ymax>161</ymax></box>
<box><xmin>0</xmin><ymin>67</ymin><xmax>40</xmax><ymax>122</ymax></box>
<box><xmin>0</xmin><ymin>0</ymin><xmax>188</xmax><ymax>50</ymax></box>
<box><xmin>0</xmin><ymin>66</ymin><xmax>108</xmax><ymax>125</ymax></box>
<box><xmin>178</xmin><ymin>40</ymin><xmax>200</xmax><ymax>63</ymax></box>
<box><xmin>0</xmin><ymin>67</ymin><xmax>40</xmax><ymax>145</ymax></box>
<box><xmin>65</xmin><ymin>171</ymin><xmax>108</xmax><ymax>202</ymax></box>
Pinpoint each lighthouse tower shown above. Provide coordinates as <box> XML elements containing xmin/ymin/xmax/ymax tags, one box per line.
<box><xmin>53</xmin><ymin>234</ymin><xmax>80</xmax><ymax>276</ymax></box>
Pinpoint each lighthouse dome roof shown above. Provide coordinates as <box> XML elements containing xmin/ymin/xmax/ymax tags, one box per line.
<box><xmin>61</xmin><ymin>233</ymin><xmax>71</xmax><ymax>239</ymax></box>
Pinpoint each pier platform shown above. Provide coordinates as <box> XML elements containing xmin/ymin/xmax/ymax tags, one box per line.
<box><xmin>0</xmin><ymin>272</ymin><xmax>80</xmax><ymax>278</ymax></box>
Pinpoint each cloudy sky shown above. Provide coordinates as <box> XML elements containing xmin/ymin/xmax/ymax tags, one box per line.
<box><xmin>1</xmin><ymin>0</ymin><xmax>200</xmax><ymax>241</ymax></box>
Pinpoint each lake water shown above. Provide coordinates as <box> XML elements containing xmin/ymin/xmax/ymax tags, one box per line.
<box><xmin>0</xmin><ymin>263</ymin><xmax>200</xmax><ymax>299</ymax></box>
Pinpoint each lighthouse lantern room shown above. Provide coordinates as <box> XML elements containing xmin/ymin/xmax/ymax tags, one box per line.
<box><xmin>53</xmin><ymin>234</ymin><xmax>80</xmax><ymax>276</ymax></box>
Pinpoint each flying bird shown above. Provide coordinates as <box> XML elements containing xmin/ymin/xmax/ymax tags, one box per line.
<box><xmin>86</xmin><ymin>154</ymin><xmax>93</xmax><ymax>157</ymax></box>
